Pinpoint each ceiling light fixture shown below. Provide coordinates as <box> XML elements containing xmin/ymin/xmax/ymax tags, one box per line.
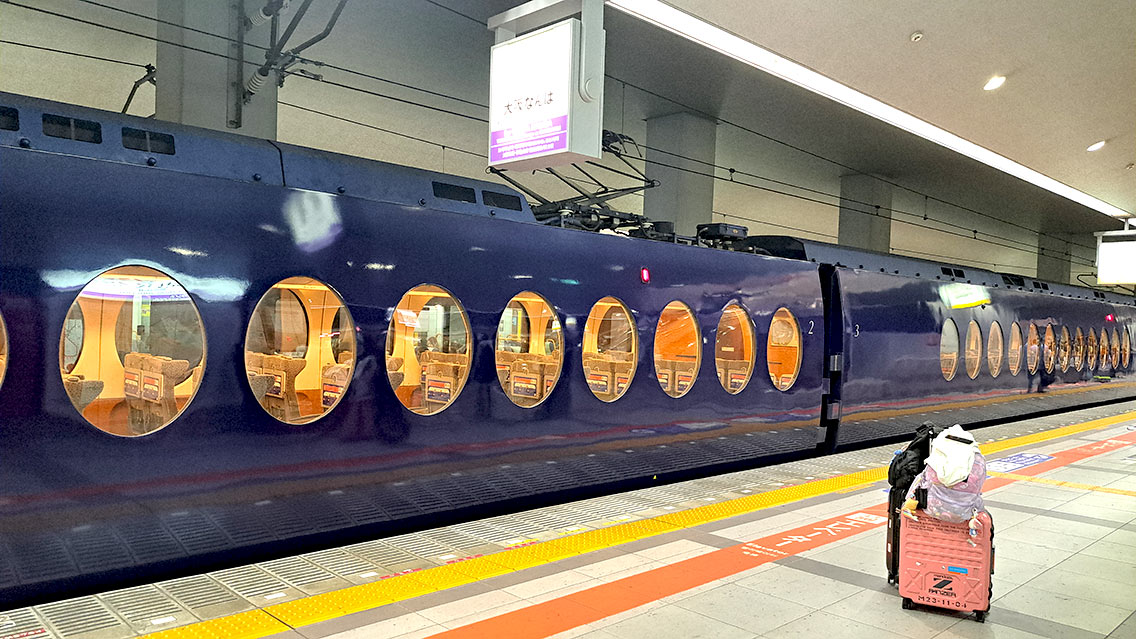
<box><xmin>605</xmin><ymin>0</ymin><xmax>1131</xmax><ymax>218</ymax></box>
<box><xmin>983</xmin><ymin>75</ymin><xmax>1006</xmax><ymax>91</ymax></box>
<box><xmin>1086</xmin><ymin>140</ymin><xmax>1107</xmax><ymax>152</ymax></box>
<box><xmin>910</xmin><ymin>31</ymin><xmax>924</xmax><ymax>42</ymax></box>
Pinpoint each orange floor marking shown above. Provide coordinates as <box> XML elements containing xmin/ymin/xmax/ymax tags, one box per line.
<box><xmin>427</xmin><ymin>429</ymin><xmax>1136</xmax><ymax>639</ymax></box>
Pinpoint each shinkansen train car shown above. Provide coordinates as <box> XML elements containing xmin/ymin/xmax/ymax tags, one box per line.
<box><xmin>751</xmin><ymin>237</ymin><xmax>1136</xmax><ymax>447</ymax></box>
<box><xmin>0</xmin><ymin>93</ymin><xmax>826</xmax><ymax>606</ymax></box>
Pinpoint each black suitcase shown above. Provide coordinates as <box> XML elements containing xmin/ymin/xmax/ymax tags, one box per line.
<box><xmin>886</xmin><ymin>422</ymin><xmax>940</xmax><ymax>585</ymax></box>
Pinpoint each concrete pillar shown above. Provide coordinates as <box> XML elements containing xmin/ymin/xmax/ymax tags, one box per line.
<box><xmin>838</xmin><ymin>174</ymin><xmax>892</xmax><ymax>253</ymax></box>
<box><xmin>644</xmin><ymin>112</ymin><xmax>716</xmax><ymax>236</ymax></box>
<box><xmin>1037</xmin><ymin>233</ymin><xmax>1072</xmax><ymax>284</ymax></box>
<box><xmin>156</xmin><ymin>0</ymin><xmax>277</xmax><ymax>138</ymax></box>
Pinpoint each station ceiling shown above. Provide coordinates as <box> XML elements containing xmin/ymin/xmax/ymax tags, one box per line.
<box><xmin>442</xmin><ymin>0</ymin><xmax>1132</xmax><ymax>235</ymax></box>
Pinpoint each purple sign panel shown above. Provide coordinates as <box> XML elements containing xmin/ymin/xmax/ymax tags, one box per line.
<box><xmin>490</xmin><ymin>115</ymin><xmax>569</xmax><ymax>164</ymax></box>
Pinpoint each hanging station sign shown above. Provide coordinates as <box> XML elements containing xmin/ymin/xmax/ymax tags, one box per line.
<box><xmin>488</xmin><ymin>0</ymin><xmax>604</xmax><ymax>171</ymax></box>
<box><xmin>1096</xmin><ymin>228</ymin><xmax>1136</xmax><ymax>286</ymax></box>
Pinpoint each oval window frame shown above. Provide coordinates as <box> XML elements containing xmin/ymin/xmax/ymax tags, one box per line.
<box><xmin>1087</xmin><ymin>328</ymin><xmax>1098</xmax><ymax>371</ymax></box>
<box><xmin>62</xmin><ymin>265</ymin><xmax>208</xmax><ymax>437</ymax></box>
<box><xmin>385</xmin><ymin>283</ymin><xmax>473</xmax><ymax>416</ymax></box>
<box><xmin>1110</xmin><ymin>328</ymin><xmax>1120</xmax><ymax>370</ymax></box>
<box><xmin>1008</xmin><ymin>321</ymin><xmax>1023</xmax><ymax>376</ymax></box>
<box><xmin>1058</xmin><ymin>326</ymin><xmax>1071</xmax><ymax>373</ymax></box>
<box><xmin>581</xmin><ymin>296</ymin><xmax>639</xmax><ymax>403</ymax></box>
<box><xmin>0</xmin><ymin>309</ymin><xmax>8</xmax><ymax>391</ymax></box>
<box><xmin>1073</xmin><ymin>327</ymin><xmax>1085</xmax><ymax>371</ymax></box>
<box><xmin>767</xmin><ymin>307</ymin><xmax>803</xmax><ymax>391</ymax></box>
<box><xmin>1026</xmin><ymin>323</ymin><xmax>1041</xmax><ymax>375</ymax></box>
<box><xmin>1043</xmin><ymin>324</ymin><xmax>1056</xmax><ymax>374</ymax></box>
<box><xmin>494</xmin><ymin>291</ymin><xmax>564</xmax><ymax>409</ymax></box>
<box><xmin>987</xmin><ymin>321</ymin><xmax>1003</xmax><ymax>378</ymax></box>
<box><xmin>715</xmin><ymin>303</ymin><xmax>756</xmax><ymax>395</ymax></box>
<box><xmin>940</xmin><ymin>318</ymin><xmax>960</xmax><ymax>381</ymax></box>
<box><xmin>245</xmin><ymin>276</ymin><xmax>357</xmax><ymax>425</ymax></box>
<box><xmin>964</xmin><ymin>320</ymin><xmax>982</xmax><ymax>380</ymax></box>
<box><xmin>653</xmin><ymin>301</ymin><xmax>702</xmax><ymax>399</ymax></box>
<box><xmin>1123</xmin><ymin>327</ymin><xmax>1131</xmax><ymax>370</ymax></box>
<box><xmin>1100</xmin><ymin>329</ymin><xmax>1111</xmax><ymax>371</ymax></box>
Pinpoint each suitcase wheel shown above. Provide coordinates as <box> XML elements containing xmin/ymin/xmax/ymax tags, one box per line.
<box><xmin>975</xmin><ymin>611</ymin><xmax>986</xmax><ymax>623</ymax></box>
<box><xmin>901</xmin><ymin>598</ymin><xmax>914</xmax><ymax>610</ymax></box>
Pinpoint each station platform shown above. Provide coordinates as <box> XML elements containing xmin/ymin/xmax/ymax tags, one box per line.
<box><xmin>5</xmin><ymin>402</ymin><xmax>1136</xmax><ymax>639</ymax></box>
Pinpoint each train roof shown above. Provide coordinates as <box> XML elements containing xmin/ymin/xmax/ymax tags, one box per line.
<box><xmin>0</xmin><ymin>91</ymin><xmax>536</xmax><ymax>225</ymax></box>
<box><xmin>749</xmin><ymin>235</ymin><xmax>1136</xmax><ymax>306</ymax></box>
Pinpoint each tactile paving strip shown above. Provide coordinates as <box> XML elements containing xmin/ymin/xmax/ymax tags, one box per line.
<box><xmin>5</xmin><ymin>404</ymin><xmax>1133</xmax><ymax>639</ymax></box>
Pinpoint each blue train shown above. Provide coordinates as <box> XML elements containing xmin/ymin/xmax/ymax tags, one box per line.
<box><xmin>0</xmin><ymin>92</ymin><xmax>1132</xmax><ymax>606</ymax></box>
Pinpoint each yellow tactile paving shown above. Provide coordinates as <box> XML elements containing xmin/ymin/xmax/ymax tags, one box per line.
<box><xmin>140</xmin><ymin>409</ymin><xmax>1135</xmax><ymax>639</ymax></box>
<box><xmin>142</xmin><ymin>610</ymin><xmax>287</xmax><ymax>639</ymax></box>
<box><xmin>990</xmin><ymin>471</ymin><xmax>1136</xmax><ymax>497</ymax></box>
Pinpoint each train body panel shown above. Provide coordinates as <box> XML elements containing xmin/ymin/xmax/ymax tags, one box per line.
<box><xmin>0</xmin><ymin>100</ymin><xmax>824</xmax><ymax>604</ymax></box>
<box><xmin>0</xmin><ymin>93</ymin><xmax>1133</xmax><ymax>606</ymax></box>
<box><xmin>832</xmin><ymin>267</ymin><xmax>1135</xmax><ymax>446</ymax></box>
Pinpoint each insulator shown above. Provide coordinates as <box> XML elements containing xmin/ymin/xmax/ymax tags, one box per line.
<box><xmin>246</xmin><ymin>69</ymin><xmax>268</xmax><ymax>95</ymax></box>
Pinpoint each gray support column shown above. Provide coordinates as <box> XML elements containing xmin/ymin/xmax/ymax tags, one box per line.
<box><xmin>1037</xmin><ymin>233</ymin><xmax>1072</xmax><ymax>284</ymax></box>
<box><xmin>838</xmin><ymin>174</ymin><xmax>892</xmax><ymax>252</ymax></box>
<box><xmin>644</xmin><ymin>112</ymin><xmax>716</xmax><ymax>236</ymax></box>
<box><xmin>156</xmin><ymin>0</ymin><xmax>277</xmax><ymax>138</ymax></box>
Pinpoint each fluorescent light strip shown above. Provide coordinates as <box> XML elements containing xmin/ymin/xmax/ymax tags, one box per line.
<box><xmin>606</xmin><ymin>0</ymin><xmax>1131</xmax><ymax>218</ymax></box>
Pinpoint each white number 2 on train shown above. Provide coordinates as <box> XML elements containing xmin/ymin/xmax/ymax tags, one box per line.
<box><xmin>853</xmin><ymin>324</ymin><xmax>860</xmax><ymax>338</ymax></box>
<box><xmin>807</xmin><ymin>320</ymin><xmax>815</xmax><ymax>335</ymax></box>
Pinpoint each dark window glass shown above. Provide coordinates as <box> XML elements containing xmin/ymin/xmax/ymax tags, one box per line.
<box><xmin>432</xmin><ymin>182</ymin><xmax>477</xmax><ymax>203</ymax></box>
<box><xmin>43</xmin><ymin>113</ymin><xmax>102</xmax><ymax>143</ymax></box>
<box><xmin>482</xmin><ymin>191</ymin><xmax>523</xmax><ymax>211</ymax></box>
<box><xmin>0</xmin><ymin>106</ymin><xmax>17</xmax><ymax>131</ymax></box>
<box><xmin>122</xmin><ymin>127</ymin><xmax>176</xmax><ymax>155</ymax></box>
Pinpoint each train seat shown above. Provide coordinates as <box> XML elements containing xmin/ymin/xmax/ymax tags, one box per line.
<box><xmin>63</xmin><ymin>374</ymin><xmax>103</xmax><ymax>414</ymax></box>
<box><xmin>260</xmin><ymin>355</ymin><xmax>307</xmax><ymax>422</ymax></box>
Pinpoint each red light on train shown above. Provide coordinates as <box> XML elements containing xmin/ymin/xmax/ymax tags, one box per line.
<box><xmin>1106</xmin><ymin>313</ymin><xmax>1115</xmax><ymax>322</ymax></box>
<box><xmin>640</xmin><ymin>267</ymin><xmax>651</xmax><ymax>284</ymax></box>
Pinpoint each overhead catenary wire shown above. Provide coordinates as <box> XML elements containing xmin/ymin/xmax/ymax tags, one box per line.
<box><xmin>68</xmin><ymin>0</ymin><xmax>491</xmax><ymax>111</ymax></box>
<box><xmin>3</xmin><ymin>0</ymin><xmax>489</xmax><ymax>123</ymax></box>
<box><xmin>0</xmin><ymin>4</ymin><xmax>1105</xmax><ymax>274</ymax></box>
<box><xmin>0</xmin><ymin>38</ymin><xmax>149</xmax><ymax>68</ymax></box>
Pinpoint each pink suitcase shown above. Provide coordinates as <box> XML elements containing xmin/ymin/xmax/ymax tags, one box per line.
<box><xmin>898</xmin><ymin>510</ymin><xmax>993</xmax><ymax>622</ymax></box>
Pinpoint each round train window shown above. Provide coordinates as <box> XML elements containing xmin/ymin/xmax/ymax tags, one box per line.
<box><xmin>582</xmin><ymin>296</ymin><xmax>638</xmax><ymax>402</ymax></box>
<box><xmin>987</xmin><ymin>321</ymin><xmax>1003</xmax><ymax>378</ymax></box>
<box><xmin>715</xmin><ymin>304</ymin><xmax>755</xmax><ymax>394</ymax></box>
<box><xmin>1087</xmin><ymin>329</ymin><xmax>1098</xmax><ymax>370</ymax></box>
<box><xmin>0</xmin><ymin>310</ymin><xmax>8</xmax><ymax>391</ymax></box>
<box><xmin>1008</xmin><ymin>322</ymin><xmax>1023</xmax><ymax>376</ymax></box>
<box><xmin>60</xmin><ymin>303</ymin><xmax>84</xmax><ymax>374</ymax></box>
<box><xmin>1099</xmin><ymin>329</ymin><xmax>1110</xmax><ymax>371</ymax></box>
<box><xmin>1110</xmin><ymin>329</ymin><xmax>1120</xmax><ymax>370</ymax></box>
<box><xmin>60</xmin><ymin>266</ymin><xmax>206</xmax><ymax>436</ymax></box>
<box><xmin>1043</xmin><ymin>325</ymin><xmax>1056</xmax><ymax>374</ymax></box>
<box><xmin>1058</xmin><ymin>326</ymin><xmax>1071</xmax><ymax>373</ymax></box>
<box><xmin>654</xmin><ymin>301</ymin><xmax>701</xmax><ymax>398</ymax></box>
<box><xmin>1073</xmin><ymin>327</ymin><xmax>1085</xmax><ymax>371</ymax></box>
<box><xmin>964</xmin><ymin>320</ymin><xmax>982</xmax><ymax>379</ymax></box>
<box><xmin>246</xmin><ymin>277</ymin><xmax>355</xmax><ymax>424</ymax></box>
<box><xmin>1026</xmin><ymin>323</ymin><xmax>1040</xmax><ymax>374</ymax></box>
<box><xmin>767</xmin><ymin>307</ymin><xmax>802</xmax><ymax>391</ymax></box>
<box><xmin>940</xmin><ymin>318</ymin><xmax>959</xmax><ymax>381</ymax></box>
<box><xmin>495</xmin><ymin>292</ymin><xmax>563</xmax><ymax>408</ymax></box>
<box><xmin>386</xmin><ymin>285</ymin><xmax>471</xmax><ymax>415</ymax></box>
<box><xmin>1123</xmin><ymin>327</ymin><xmax>1131</xmax><ymax>369</ymax></box>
